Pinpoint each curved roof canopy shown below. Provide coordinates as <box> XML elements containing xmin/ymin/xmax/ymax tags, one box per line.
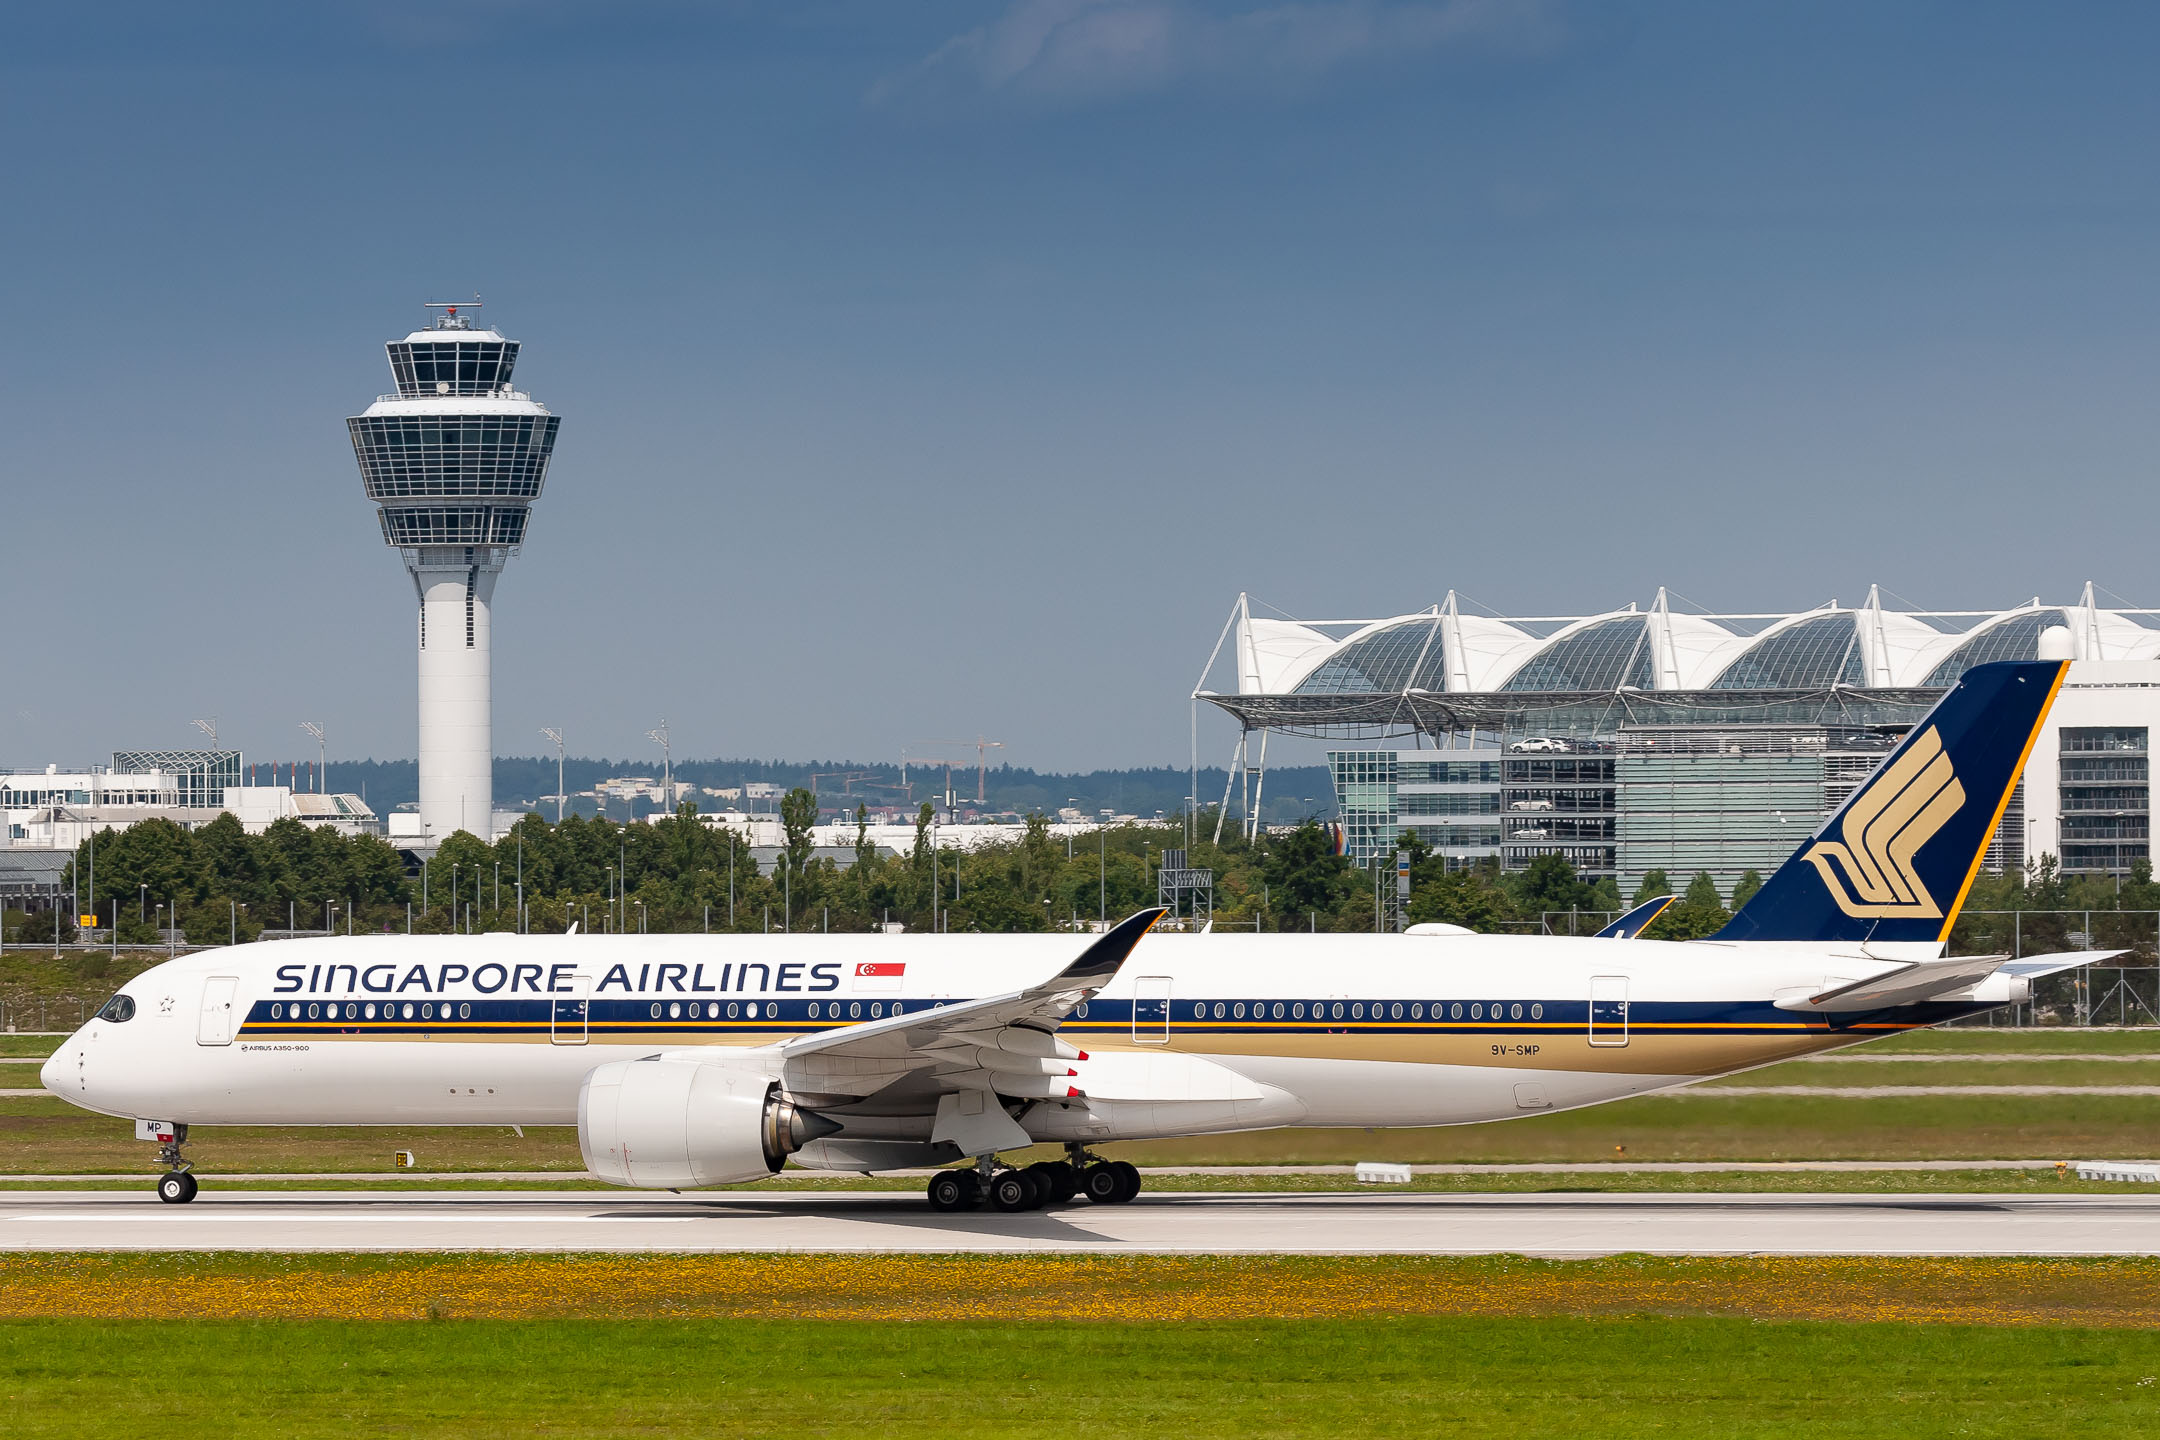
<box><xmin>1212</xmin><ymin>589</ymin><xmax>2156</xmax><ymax>707</ymax></box>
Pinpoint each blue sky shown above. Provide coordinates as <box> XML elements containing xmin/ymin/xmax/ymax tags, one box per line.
<box><xmin>5</xmin><ymin>3</ymin><xmax>2158</xmax><ymax>773</ymax></box>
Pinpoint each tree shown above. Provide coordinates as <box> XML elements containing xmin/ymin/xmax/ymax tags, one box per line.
<box><xmin>1731</xmin><ymin>869</ymin><xmax>1765</xmax><ymax>910</ymax></box>
<box><xmin>1648</xmin><ymin>871</ymin><xmax>1731</xmax><ymax>941</ymax></box>
<box><xmin>1260</xmin><ymin>821</ymin><xmax>1353</xmax><ymax>918</ymax></box>
<box><xmin>1632</xmin><ymin>868</ymin><xmax>1671</xmax><ymax>905</ymax></box>
<box><xmin>780</xmin><ymin>788</ymin><xmax>818</xmax><ymax>877</ymax></box>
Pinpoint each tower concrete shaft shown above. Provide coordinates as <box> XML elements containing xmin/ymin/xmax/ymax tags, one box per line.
<box><xmin>349</xmin><ymin>304</ymin><xmax>560</xmax><ymax>842</ymax></box>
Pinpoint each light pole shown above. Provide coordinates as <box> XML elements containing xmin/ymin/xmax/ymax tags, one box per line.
<box><xmin>301</xmin><ymin>721</ymin><xmax>326</xmax><ymax>793</ymax></box>
<box><xmin>606</xmin><ymin>866</ymin><xmax>616</xmax><ymax>935</ymax></box>
<box><xmin>138</xmin><ymin>884</ymin><xmax>147</xmax><ymax>927</ymax></box>
<box><xmin>542</xmin><ymin>727</ymin><xmax>565</xmax><ymax>823</ymax></box>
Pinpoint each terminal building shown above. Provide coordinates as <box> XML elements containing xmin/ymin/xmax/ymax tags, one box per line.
<box><xmin>1197</xmin><ymin>587</ymin><xmax>2159</xmax><ymax>897</ymax></box>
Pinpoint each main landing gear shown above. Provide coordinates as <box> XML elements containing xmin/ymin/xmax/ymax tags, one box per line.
<box><xmin>923</xmin><ymin>1146</ymin><xmax>1142</xmax><ymax>1213</ymax></box>
<box><xmin>152</xmin><ymin>1124</ymin><xmax>198</xmax><ymax>1204</ymax></box>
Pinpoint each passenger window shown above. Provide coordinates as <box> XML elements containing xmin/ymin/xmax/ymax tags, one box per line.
<box><xmin>891</xmin><ymin>1003</ymin><xmax>904</xmax><ymax>1016</ymax></box>
<box><xmin>1531</xmin><ymin>1003</ymin><xmax>1544</xmax><ymax>1020</ymax></box>
<box><xmin>1390</xmin><ymin>1003</ymin><xmax>1403</xmax><ymax>1020</ymax></box>
<box><xmin>1331</xmin><ymin>1003</ymin><xmax>1344</xmax><ymax>1020</ymax></box>
<box><xmin>669</xmin><ymin>1002</ymin><xmax>681</xmax><ymax>1019</ymax></box>
<box><xmin>308</xmin><ymin>1003</ymin><xmax>320</xmax><ymax>1020</ymax></box>
<box><xmin>649</xmin><ymin>1003</ymin><xmax>662</xmax><ymax>1019</ymax></box>
<box><xmin>849</xmin><ymin>1002</ymin><xmax>861</xmax><ymax>1019</ymax></box>
<box><xmin>1510</xmin><ymin>1003</ymin><xmax>1523</xmax><ymax>1021</ymax></box>
<box><xmin>1450</xmin><ymin>1003</ymin><xmax>1462</xmax><ymax>1020</ymax></box>
<box><xmin>727</xmin><ymin>1002</ymin><xmax>740</xmax><ymax>1019</ymax></box>
<box><xmin>746</xmin><ymin>1002</ymin><xmax>760</xmax><ymax>1019</ymax></box>
<box><xmin>459</xmin><ymin>1002</ymin><xmax>471</xmax><ymax>1019</ymax></box>
<box><xmin>1471</xmin><ymin>1004</ymin><xmax>1483</xmax><ymax>1019</ymax></box>
<box><xmin>869</xmin><ymin>1003</ymin><xmax>881</xmax><ymax>1018</ymax></box>
<box><xmin>1351</xmin><ymin>1003</ymin><xmax>1364</xmax><ymax>1020</ymax></box>
<box><xmin>1292</xmin><ymin>1003</ymin><xmax>1305</xmax><ymax>1019</ymax></box>
<box><xmin>1410</xmin><ymin>1004</ymin><xmax>1423</xmax><ymax>1020</ymax></box>
<box><xmin>95</xmin><ymin>994</ymin><xmax>136</xmax><ymax>1023</ymax></box>
<box><xmin>808</xmin><ymin>1003</ymin><xmax>820</xmax><ymax>1019</ymax></box>
<box><xmin>270</xmin><ymin>1003</ymin><xmax>282</xmax><ymax>1020</ymax></box>
<box><xmin>364</xmin><ymin>1003</ymin><xmax>377</xmax><ymax>1020</ymax></box>
<box><xmin>1272</xmin><ymin>1003</ymin><xmax>1284</xmax><ymax>1020</ymax></box>
<box><xmin>403</xmin><ymin>1003</ymin><xmax>415</xmax><ymax>1021</ymax></box>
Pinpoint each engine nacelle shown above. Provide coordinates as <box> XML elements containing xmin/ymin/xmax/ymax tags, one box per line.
<box><xmin>578</xmin><ymin>1058</ymin><xmax>835</xmax><ymax>1189</ymax></box>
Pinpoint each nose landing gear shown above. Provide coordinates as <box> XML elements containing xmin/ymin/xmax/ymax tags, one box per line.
<box><xmin>149</xmin><ymin>1123</ymin><xmax>197</xmax><ymax>1204</ymax></box>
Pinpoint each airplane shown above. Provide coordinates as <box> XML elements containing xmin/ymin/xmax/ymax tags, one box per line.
<box><xmin>44</xmin><ymin>659</ymin><xmax>2109</xmax><ymax>1211</ymax></box>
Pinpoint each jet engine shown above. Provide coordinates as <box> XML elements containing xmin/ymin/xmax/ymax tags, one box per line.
<box><xmin>578</xmin><ymin>1059</ymin><xmax>839</xmax><ymax>1189</ymax></box>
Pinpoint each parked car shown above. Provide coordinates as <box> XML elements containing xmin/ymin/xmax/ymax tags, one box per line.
<box><xmin>1510</xmin><ymin>798</ymin><xmax>1556</xmax><ymax>812</ymax></box>
<box><xmin>1507</xmin><ymin>737</ymin><xmax>1570</xmax><ymax>753</ymax></box>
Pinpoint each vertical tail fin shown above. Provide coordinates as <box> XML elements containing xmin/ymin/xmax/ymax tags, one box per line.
<box><xmin>1712</xmin><ymin>659</ymin><xmax>2067</xmax><ymax>945</ymax></box>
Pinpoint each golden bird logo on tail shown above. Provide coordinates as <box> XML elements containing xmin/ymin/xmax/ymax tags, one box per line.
<box><xmin>1802</xmin><ymin>726</ymin><xmax>1965</xmax><ymax>919</ymax></box>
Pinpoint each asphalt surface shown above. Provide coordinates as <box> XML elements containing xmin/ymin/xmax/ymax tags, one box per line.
<box><xmin>9</xmin><ymin>1188</ymin><xmax>2160</xmax><ymax>1255</ymax></box>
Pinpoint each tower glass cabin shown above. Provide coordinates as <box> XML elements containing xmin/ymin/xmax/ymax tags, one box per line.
<box><xmin>348</xmin><ymin>305</ymin><xmax>561</xmax><ymax>842</ymax></box>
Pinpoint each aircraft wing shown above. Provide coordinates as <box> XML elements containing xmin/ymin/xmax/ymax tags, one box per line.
<box><xmin>2000</xmin><ymin>950</ymin><xmax>2128</xmax><ymax>979</ymax></box>
<box><xmin>757</xmin><ymin>907</ymin><xmax>1168</xmax><ymax>1106</ymax></box>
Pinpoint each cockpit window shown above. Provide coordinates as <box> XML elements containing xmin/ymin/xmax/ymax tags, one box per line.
<box><xmin>95</xmin><ymin>994</ymin><xmax>136</xmax><ymax>1023</ymax></box>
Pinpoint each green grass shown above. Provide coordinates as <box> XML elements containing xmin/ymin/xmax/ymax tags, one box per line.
<box><xmin>1868</xmin><ymin>1027</ymin><xmax>2160</xmax><ymax>1054</ymax></box>
<box><xmin>1708</xmin><ymin>1058</ymin><xmax>2160</xmax><ymax>1085</ymax></box>
<box><xmin>2</xmin><ymin>1314</ymin><xmax>2158</xmax><ymax>1437</ymax></box>
<box><xmin>0</xmin><ymin>1035</ymin><xmax>63</xmax><ymax>1059</ymax></box>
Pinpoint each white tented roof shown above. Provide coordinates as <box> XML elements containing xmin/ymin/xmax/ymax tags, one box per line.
<box><xmin>1210</xmin><ymin>587</ymin><xmax>2157</xmax><ymax>696</ymax></box>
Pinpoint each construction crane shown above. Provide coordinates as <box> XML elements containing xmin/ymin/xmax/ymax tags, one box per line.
<box><xmin>809</xmin><ymin>770</ymin><xmax>881</xmax><ymax>799</ymax></box>
<box><xmin>907</xmin><ymin>737</ymin><xmax>1006</xmax><ymax>806</ymax></box>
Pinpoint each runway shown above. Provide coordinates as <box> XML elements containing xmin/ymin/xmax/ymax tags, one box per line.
<box><xmin>7</xmin><ymin>1188</ymin><xmax>2160</xmax><ymax>1256</ymax></box>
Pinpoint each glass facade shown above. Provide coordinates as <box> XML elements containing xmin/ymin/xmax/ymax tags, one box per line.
<box><xmin>378</xmin><ymin>506</ymin><xmax>530</xmax><ymax>547</ymax></box>
<box><xmin>386</xmin><ymin>339</ymin><xmax>520</xmax><ymax>396</ymax></box>
<box><xmin>2058</xmin><ymin>726</ymin><xmax>2148</xmax><ymax>874</ymax></box>
<box><xmin>1709</xmin><ymin>613</ymin><xmax>1865</xmax><ymax>689</ymax></box>
<box><xmin>348</xmin><ymin>413</ymin><xmax>560</xmax><ymax>499</ymax></box>
<box><xmin>1923</xmin><ymin>610</ymin><xmax>2066</xmax><ymax>687</ymax></box>
<box><xmin>1611</xmin><ymin>726</ymin><xmax>1906</xmax><ymax>899</ymax></box>
<box><xmin>1294</xmin><ymin>620</ymin><xmax>1447</xmax><ymax>694</ymax></box>
<box><xmin>1329</xmin><ymin>749</ymin><xmax>1510</xmax><ymax>866</ymax></box>
<box><xmin>1499</xmin><ymin>617</ymin><xmax>1654</xmax><ymax>692</ymax></box>
<box><xmin>107</xmin><ymin>750</ymin><xmax>242</xmax><ymax>808</ymax></box>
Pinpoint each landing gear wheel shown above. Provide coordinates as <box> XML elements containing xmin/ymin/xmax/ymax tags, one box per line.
<box><xmin>927</xmin><ymin>1169</ymin><xmax>982</xmax><ymax>1212</ymax></box>
<box><xmin>157</xmin><ymin>1171</ymin><xmax>198</xmax><ymax>1205</ymax></box>
<box><xmin>1029</xmin><ymin>1161</ymin><xmax>1078</xmax><ymax>1204</ymax></box>
<box><xmin>1110</xmin><ymin>1160</ymin><xmax>1142</xmax><ymax>1203</ymax></box>
<box><xmin>989</xmin><ymin>1169</ymin><xmax>1041</xmax><ymax>1212</ymax></box>
<box><xmin>1081</xmin><ymin>1162</ymin><xmax>1124</xmax><ymax>1204</ymax></box>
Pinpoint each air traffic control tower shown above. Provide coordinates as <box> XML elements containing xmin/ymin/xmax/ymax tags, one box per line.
<box><xmin>348</xmin><ymin>303</ymin><xmax>562</xmax><ymax>842</ymax></box>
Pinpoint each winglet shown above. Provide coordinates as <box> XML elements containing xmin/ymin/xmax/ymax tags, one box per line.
<box><xmin>1595</xmin><ymin>895</ymin><xmax>1674</xmax><ymax>939</ymax></box>
<box><xmin>1056</xmin><ymin>907</ymin><xmax>1170</xmax><ymax>986</ymax></box>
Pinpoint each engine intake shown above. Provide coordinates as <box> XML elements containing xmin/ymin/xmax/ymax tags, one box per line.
<box><xmin>578</xmin><ymin>1058</ymin><xmax>838</xmax><ymax>1190</ymax></box>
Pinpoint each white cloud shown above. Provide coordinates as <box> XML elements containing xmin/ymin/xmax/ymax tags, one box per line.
<box><xmin>872</xmin><ymin>0</ymin><xmax>1562</xmax><ymax>107</ymax></box>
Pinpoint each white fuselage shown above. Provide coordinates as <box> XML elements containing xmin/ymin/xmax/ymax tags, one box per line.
<box><xmin>42</xmin><ymin>930</ymin><xmax>1969</xmax><ymax>1161</ymax></box>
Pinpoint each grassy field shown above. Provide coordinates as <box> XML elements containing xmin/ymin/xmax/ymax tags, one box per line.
<box><xmin>6</xmin><ymin>1256</ymin><xmax>2160</xmax><ymax>1437</ymax></box>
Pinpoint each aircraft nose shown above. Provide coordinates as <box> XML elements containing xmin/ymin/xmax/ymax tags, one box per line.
<box><xmin>39</xmin><ymin>1045</ymin><xmax>69</xmax><ymax>1093</ymax></box>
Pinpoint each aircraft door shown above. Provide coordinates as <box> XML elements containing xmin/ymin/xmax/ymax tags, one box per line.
<box><xmin>1588</xmin><ymin>975</ymin><xmax>1629</xmax><ymax>1048</ymax></box>
<box><xmin>551</xmin><ymin>974</ymin><xmax>592</xmax><ymax>1046</ymax></box>
<box><xmin>1132</xmin><ymin>976</ymin><xmax>1172</xmax><ymax>1044</ymax></box>
<box><xmin>196</xmin><ymin>977</ymin><xmax>240</xmax><ymax>1046</ymax></box>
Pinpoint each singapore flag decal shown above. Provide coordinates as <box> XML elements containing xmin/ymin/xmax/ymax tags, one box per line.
<box><xmin>854</xmin><ymin>961</ymin><xmax>905</xmax><ymax>992</ymax></box>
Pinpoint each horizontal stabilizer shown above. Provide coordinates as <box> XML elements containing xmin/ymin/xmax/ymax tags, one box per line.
<box><xmin>1775</xmin><ymin>953</ymin><xmax>2008</xmax><ymax>1012</ymax></box>
<box><xmin>2001</xmin><ymin>950</ymin><xmax>2128</xmax><ymax>979</ymax></box>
